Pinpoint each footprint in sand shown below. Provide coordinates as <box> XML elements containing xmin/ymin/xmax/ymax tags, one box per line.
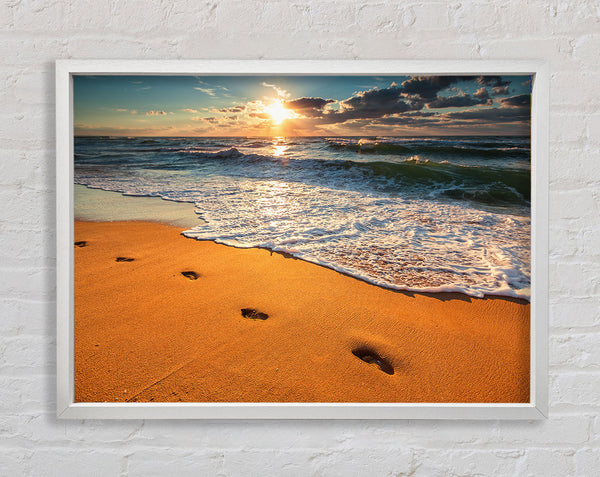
<box><xmin>115</xmin><ymin>257</ymin><xmax>135</xmax><ymax>262</ymax></box>
<box><xmin>352</xmin><ymin>347</ymin><xmax>394</xmax><ymax>375</ymax></box>
<box><xmin>74</xmin><ymin>241</ymin><xmax>87</xmax><ymax>247</ymax></box>
<box><xmin>241</xmin><ymin>308</ymin><xmax>269</xmax><ymax>320</ymax></box>
<box><xmin>181</xmin><ymin>271</ymin><xmax>200</xmax><ymax>280</ymax></box>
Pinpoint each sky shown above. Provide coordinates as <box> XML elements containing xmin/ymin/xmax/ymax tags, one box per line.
<box><xmin>73</xmin><ymin>75</ymin><xmax>532</xmax><ymax>137</ymax></box>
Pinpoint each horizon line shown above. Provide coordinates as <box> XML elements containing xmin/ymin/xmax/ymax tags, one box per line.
<box><xmin>74</xmin><ymin>133</ymin><xmax>531</xmax><ymax>138</ymax></box>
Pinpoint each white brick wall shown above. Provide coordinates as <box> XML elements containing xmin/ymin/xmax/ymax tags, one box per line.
<box><xmin>1</xmin><ymin>0</ymin><xmax>598</xmax><ymax>475</ymax></box>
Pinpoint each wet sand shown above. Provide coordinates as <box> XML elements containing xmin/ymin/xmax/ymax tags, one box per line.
<box><xmin>74</xmin><ymin>220</ymin><xmax>530</xmax><ymax>403</ymax></box>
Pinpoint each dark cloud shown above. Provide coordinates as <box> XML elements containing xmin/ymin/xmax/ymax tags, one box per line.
<box><xmin>277</xmin><ymin>76</ymin><xmax>527</xmax><ymax>132</ymax></box>
<box><xmin>325</xmin><ymin>101</ymin><xmax>416</xmax><ymax>124</ymax></box>
<box><xmin>443</xmin><ymin>106</ymin><xmax>530</xmax><ymax>122</ymax></box>
<box><xmin>284</xmin><ymin>97</ymin><xmax>334</xmax><ymax>110</ymax></box>
<box><xmin>426</xmin><ymin>94</ymin><xmax>491</xmax><ymax>109</ymax></box>
<box><xmin>371</xmin><ymin>113</ymin><xmax>443</xmax><ymax>127</ymax></box>
<box><xmin>473</xmin><ymin>87</ymin><xmax>489</xmax><ymax>100</ymax></box>
<box><xmin>500</xmin><ymin>94</ymin><xmax>531</xmax><ymax>108</ymax></box>
<box><xmin>492</xmin><ymin>85</ymin><xmax>510</xmax><ymax>96</ymax></box>
<box><xmin>400</xmin><ymin>76</ymin><xmax>474</xmax><ymax>99</ymax></box>
<box><xmin>341</xmin><ymin>85</ymin><xmax>409</xmax><ymax>112</ymax></box>
<box><xmin>324</xmin><ymin>83</ymin><xmax>427</xmax><ymax>123</ymax></box>
<box><xmin>476</xmin><ymin>76</ymin><xmax>511</xmax><ymax>87</ymax></box>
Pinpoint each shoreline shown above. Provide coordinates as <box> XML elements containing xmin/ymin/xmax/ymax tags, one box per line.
<box><xmin>74</xmin><ymin>219</ymin><xmax>530</xmax><ymax>403</ymax></box>
<box><xmin>189</xmin><ymin>239</ymin><xmax>530</xmax><ymax>305</ymax></box>
<box><xmin>76</xmin><ymin>183</ymin><xmax>530</xmax><ymax>302</ymax></box>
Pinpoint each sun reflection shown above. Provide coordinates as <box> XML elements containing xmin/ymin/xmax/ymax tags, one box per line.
<box><xmin>273</xmin><ymin>144</ymin><xmax>288</xmax><ymax>157</ymax></box>
<box><xmin>272</xmin><ymin>137</ymin><xmax>288</xmax><ymax>158</ymax></box>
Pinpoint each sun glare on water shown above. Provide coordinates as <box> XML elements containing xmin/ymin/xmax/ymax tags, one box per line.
<box><xmin>265</xmin><ymin>100</ymin><xmax>297</xmax><ymax>125</ymax></box>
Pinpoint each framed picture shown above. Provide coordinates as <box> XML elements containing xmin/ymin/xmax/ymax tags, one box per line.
<box><xmin>56</xmin><ymin>60</ymin><xmax>548</xmax><ymax>419</ymax></box>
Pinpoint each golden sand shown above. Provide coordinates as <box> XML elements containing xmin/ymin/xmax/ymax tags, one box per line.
<box><xmin>74</xmin><ymin>220</ymin><xmax>530</xmax><ymax>403</ymax></box>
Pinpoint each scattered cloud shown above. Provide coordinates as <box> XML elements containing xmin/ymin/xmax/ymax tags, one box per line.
<box><xmin>249</xmin><ymin>112</ymin><xmax>271</xmax><ymax>119</ymax></box>
<box><xmin>182</xmin><ymin>108</ymin><xmax>199</xmax><ymax>113</ymax></box>
<box><xmin>262</xmin><ymin>82</ymin><xmax>289</xmax><ymax>98</ymax></box>
<box><xmin>194</xmin><ymin>87</ymin><xmax>216</xmax><ymax>96</ymax></box>
<box><xmin>473</xmin><ymin>87</ymin><xmax>489</xmax><ymax>100</ymax></box>
<box><xmin>476</xmin><ymin>76</ymin><xmax>510</xmax><ymax>87</ymax></box>
<box><xmin>145</xmin><ymin>110</ymin><xmax>167</xmax><ymax>116</ymax></box>
<box><xmin>492</xmin><ymin>85</ymin><xmax>510</xmax><ymax>96</ymax></box>
<box><xmin>218</xmin><ymin>105</ymin><xmax>246</xmax><ymax>113</ymax></box>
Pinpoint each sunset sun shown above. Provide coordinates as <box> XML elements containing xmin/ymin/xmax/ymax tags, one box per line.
<box><xmin>264</xmin><ymin>100</ymin><xmax>296</xmax><ymax>124</ymax></box>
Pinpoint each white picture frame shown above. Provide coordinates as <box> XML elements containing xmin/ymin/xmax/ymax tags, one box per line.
<box><xmin>56</xmin><ymin>59</ymin><xmax>549</xmax><ymax>419</ymax></box>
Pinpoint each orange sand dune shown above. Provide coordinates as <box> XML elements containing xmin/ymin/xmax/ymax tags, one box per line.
<box><xmin>74</xmin><ymin>220</ymin><xmax>530</xmax><ymax>403</ymax></box>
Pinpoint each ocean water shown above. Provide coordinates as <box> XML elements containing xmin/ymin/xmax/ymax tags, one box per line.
<box><xmin>74</xmin><ymin>136</ymin><xmax>531</xmax><ymax>300</ymax></box>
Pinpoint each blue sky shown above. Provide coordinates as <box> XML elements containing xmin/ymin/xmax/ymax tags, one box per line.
<box><xmin>74</xmin><ymin>75</ymin><xmax>532</xmax><ymax>136</ymax></box>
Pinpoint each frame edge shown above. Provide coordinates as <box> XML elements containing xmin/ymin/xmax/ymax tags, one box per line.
<box><xmin>56</xmin><ymin>59</ymin><xmax>549</xmax><ymax>420</ymax></box>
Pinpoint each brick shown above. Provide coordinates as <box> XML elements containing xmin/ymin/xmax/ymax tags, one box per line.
<box><xmin>587</xmin><ymin>113</ymin><xmax>600</xmax><ymax>144</ymax></box>
<box><xmin>356</xmin><ymin>3</ymin><xmax>404</xmax><ymax>33</ymax></box>
<box><xmin>572</xmin><ymin>34</ymin><xmax>600</xmax><ymax>65</ymax></box>
<box><xmin>0</xmin><ymin>267</ymin><xmax>55</xmax><ymax>302</ymax></box>
<box><xmin>308</xmin><ymin>2</ymin><xmax>357</xmax><ymax>32</ymax></box>
<box><xmin>413</xmin><ymin>449</ymin><xmax>522</xmax><ymax>477</ymax></box>
<box><xmin>575</xmin><ymin>448</ymin><xmax>600</xmax><ymax>476</ymax></box>
<box><xmin>127</xmin><ymin>449</ymin><xmax>223</xmax><ymax>477</ymax></box>
<box><xmin>30</xmin><ymin>450</ymin><xmax>122</xmax><ymax>477</ymax></box>
<box><xmin>551</xmin><ymin>373</ymin><xmax>600</xmax><ymax>408</ymax></box>
<box><xmin>0</xmin><ymin>449</ymin><xmax>32</xmax><ymax>477</ymax></box>
<box><xmin>63</xmin><ymin>1</ymin><xmax>114</xmax><ymax>31</ymax></box>
<box><xmin>0</xmin><ymin>336</ymin><xmax>55</xmax><ymax>375</ymax></box>
<box><xmin>550</xmin><ymin>333</ymin><xmax>600</xmax><ymax>368</ymax></box>
<box><xmin>1</xmin><ymin>299</ymin><xmax>50</xmax><ymax>336</ymax></box>
<box><xmin>549</xmin><ymin>145</ymin><xmax>600</xmax><ymax>186</ymax></box>
<box><xmin>520</xmin><ymin>449</ymin><xmax>576</xmax><ymax>477</ymax></box>
<box><xmin>309</xmin><ymin>448</ymin><xmax>414</xmax><ymax>477</ymax></box>
<box><xmin>11</xmin><ymin>0</ymin><xmax>66</xmax><ymax>32</ymax></box>
<box><xmin>409</xmin><ymin>3</ymin><xmax>455</xmax><ymax>32</ymax></box>
<box><xmin>550</xmin><ymin>113</ymin><xmax>588</xmax><ymax>143</ymax></box>
<box><xmin>551</xmin><ymin>71</ymin><xmax>600</xmax><ymax>109</ymax></box>
<box><xmin>550</xmin><ymin>297</ymin><xmax>600</xmax><ymax>328</ymax></box>
<box><xmin>549</xmin><ymin>261</ymin><xmax>600</xmax><ymax>297</ymax></box>
<box><xmin>65</xmin><ymin>37</ymin><xmax>178</xmax><ymax>59</ymax></box>
<box><xmin>0</xmin><ymin>376</ymin><xmax>46</xmax><ymax>414</ymax></box>
<box><xmin>549</xmin><ymin>187</ymin><xmax>600</xmax><ymax>219</ymax></box>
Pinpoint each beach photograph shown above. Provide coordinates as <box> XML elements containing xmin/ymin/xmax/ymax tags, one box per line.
<box><xmin>73</xmin><ymin>74</ymin><xmax>532</xmax><ymax>403</ymax></box>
